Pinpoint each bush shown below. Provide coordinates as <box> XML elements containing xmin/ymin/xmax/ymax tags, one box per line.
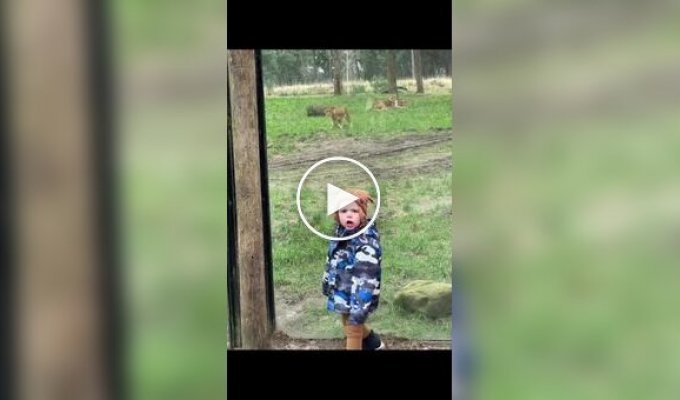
<box><xmin>350</xmin><ymin>84</ymin><xmax>367</xmax><ymax>95</ymax></box>
<box><xmin>370</xmin><ymin>78</ymin><xmax>388</xmax><ymax>94</ymax></box>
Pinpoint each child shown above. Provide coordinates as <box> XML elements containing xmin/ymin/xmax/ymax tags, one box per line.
<box><xmin>321</xmin><ymin>188</ymin><xmax>385</xmax><ymax>350</ymax></box>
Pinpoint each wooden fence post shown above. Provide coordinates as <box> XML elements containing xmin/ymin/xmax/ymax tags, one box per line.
<box><xmin>226</xmin><ymin>49</ymin><xmax>275</xmax><ymax>349</ymax></box>
<box><xmin>7</xmin><ymin>0</ymin><xmax>116</xmax><ymax>398</ymax></box>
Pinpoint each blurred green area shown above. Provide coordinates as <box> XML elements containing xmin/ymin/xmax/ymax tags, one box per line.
<box><xmin>455</xmin><ymin>0</ymin><xmax>680</xmax><ymax>398</ymax></box>
<box><xmin>115</xmin><ymin>0</ymin><xmax>224</xmax><ymax>61</ymax></box>
<box><xmin>113</xmin><ymin>1</ymin><xmax>226</xmax><ymax>400</ymax></box>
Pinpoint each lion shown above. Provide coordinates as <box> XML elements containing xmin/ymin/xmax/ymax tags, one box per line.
<box><xmin>372</xmin><ymin>99</ymin><xmax>388</xmax><ymax>110</ymax></box>
<box><xmin>325</xmin><ymin>106</ymin><xmax>351</xmax><ymax>128</ymax></box>
<box><xmin>393</xmin><ymin>99</ymin><xmax>408</xmax><ymax>108</ymax></box>
<box><xmin>371</xmin><ymin>97</ymin><xmax>408</xmax><ymax>110</ymax></box>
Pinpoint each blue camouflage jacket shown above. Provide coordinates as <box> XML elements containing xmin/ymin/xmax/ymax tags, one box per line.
<box><xmin>321</xmin><ymin>224</ymin><xmax>382</xmax><ymax>325</ymax></box>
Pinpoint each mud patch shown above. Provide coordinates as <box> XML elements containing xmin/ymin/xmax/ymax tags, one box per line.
<box><xmin>274</xmin><ymin>292</ymin><xmax>319</xmax><ymax>334</ymax></box>
<box><xmin>269</xmin><ymin>130</ymin><xmax>452</xmax><ymax>183</ymax></box>
<box><xmin>269</xmin><ymin>131</ymin><xmax>452</xmax><ymax>171</ymax></box>
<box><xmin>270</xmin><ymin>330</ymin><xmax>452</xmax><ymax>350</ymax></box>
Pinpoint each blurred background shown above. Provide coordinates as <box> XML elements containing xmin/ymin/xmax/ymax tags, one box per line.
<box><xmin>455</xmin><ymin>0</ymin><xmax>680</xmax><ymax>399</ymax></box>
<box><xmin>7</xmin><ymin>0</ymin><xmax>226</xmax><ymax>398</ymax></box>
<box><xmin>114</xmin><ymin>0</ymin><xmax>226</xmax><ymax>399</ymax></box>
<box><xmin>6</xmin><ymin>0</ymin><xmax>680</xmax><ymax>399</ymax></box>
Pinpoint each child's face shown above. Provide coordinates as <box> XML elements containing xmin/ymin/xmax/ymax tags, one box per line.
<box><xmin>338</xmin><ymin>203</ymin><xmax>362</xmax><ymax>230</ymax></box>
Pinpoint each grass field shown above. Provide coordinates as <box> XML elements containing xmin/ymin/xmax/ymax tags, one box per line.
<box><xmin>264</xmin><ymin>92</ymin><xmax>453</xmax><ymax>340</ymax></box>
<box><xmin>264</xmin><ymin>92</ymin><xmax>453</xmax><ymax>152</ymax></box>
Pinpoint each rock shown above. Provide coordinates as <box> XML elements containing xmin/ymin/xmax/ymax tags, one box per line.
<box><xmin>394</xmin><ymin>280</ymin><xmax>452</xmax><ymax>319</ymax></box>
<box><xmin>306</xmin><ymin>105</ymin><xmax>329</xmax><ymax>117</ymax></box>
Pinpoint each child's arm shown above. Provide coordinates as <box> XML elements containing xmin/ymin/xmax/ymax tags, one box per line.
<box><xmin>347</xmin><ymin>236</ymin><xmax>382</xmax><ymax>325</ymax></box>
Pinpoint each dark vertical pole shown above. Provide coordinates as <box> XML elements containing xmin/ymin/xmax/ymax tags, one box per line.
<box><xmin>254</xmin><ymin>50</ymin><xmax>276</xmax><ymax>331</ymax></box>
<box><xmin>86</xmin><ymin>0</ymin><xmax>122</xmax><ymax>398</ymax></box>
<box><xmin>1</xmin><ymin>2</ymin><xmax>15</xmax><ymax>397</ymax></box>
<box><xmin>386</xmin><ymin>50</ymin><xmax>398</xmax><ymax>96</ymax></box>
<box><xmin>414</xmin><ymin>49</ymin><xmax>424</xmax><ymax>94</ymax></box>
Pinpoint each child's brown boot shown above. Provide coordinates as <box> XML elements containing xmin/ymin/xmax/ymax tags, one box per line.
<box><xmin>344</xmin><ymin>324</ymin><xmax>364</xmax><ymax>350</ymax></box>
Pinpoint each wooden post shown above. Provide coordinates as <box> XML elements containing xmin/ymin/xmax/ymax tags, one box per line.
<box><xmin>226</xmin><ymin>50</ymin><xmax>275</xmax><ymax>349</ymax></box>
<box><xmin>7</xmin><ymin>0</ymin><xmax>114</xmax><ymax>398</ymax></box>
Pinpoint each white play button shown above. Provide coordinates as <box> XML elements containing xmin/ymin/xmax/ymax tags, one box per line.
<box><xmin>326</xmin><ymin>184</ymin><xmax>359</xmax><ymax>215</ymax></box>
<box><xmin>296</xmin><ymin>156</ymin><xmax>381</xmax><ymax>241</ymax></box>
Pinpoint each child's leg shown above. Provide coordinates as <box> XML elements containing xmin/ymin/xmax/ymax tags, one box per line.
<box><xmin>341</xmin><ymin>314</ymin><xmax>363</xmax><ymax>350</ymax></box>
<box><xmin>345</xmin><ymin>324</ymin><xmax>363</xmax><ymax>350</ymax></box>
<box><xmin>342</xmin><ymin>314</ymin><xmax>372</xmax><ymax>338</ymax></box>
<box><xmin>362</xmin><ymin>324</ymin><xmax>372</xmax><ymax>338</ymax></box>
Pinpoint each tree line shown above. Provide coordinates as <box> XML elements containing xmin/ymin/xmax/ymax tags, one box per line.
<box><xmin>261</xmin><ymin>49</ymin><xmax>452</xmax><ymax>94</ymax></box>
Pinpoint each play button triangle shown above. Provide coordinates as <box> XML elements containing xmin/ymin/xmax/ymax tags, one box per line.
<box><xmin>327</xmin><ymin>184</ymin><xmax>359</xmax><ymax>215</ymax></box>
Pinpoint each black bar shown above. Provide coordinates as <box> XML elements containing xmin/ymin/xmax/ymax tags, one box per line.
<box><xmin>227</xmin><ymin>1</ymin><xmax>452</xmax><ymax>49</ymax></box>
<box><xmin>254</xmin><ymin>50</ymin><xmax>277</xmax><ymax>331</ymax></box>
<box><xmin>228</xmin><ymin>350</ymin><xmax>453</xmax><ymax>399</ymax></box>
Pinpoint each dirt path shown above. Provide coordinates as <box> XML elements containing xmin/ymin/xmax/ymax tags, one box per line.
<box><xmin>269</xmin><ymin>131</ymin><xmax>452</xmax><ymax>170</ymax></box>
<box><xmin>270</xmin><ymin>330</ymin><xmax>452</xmax><ymax>350</ymax></box>
<box><xmin>268</xmin><ymin>130</ymin><xmax>453</xmax><ymax>181</ymax></box>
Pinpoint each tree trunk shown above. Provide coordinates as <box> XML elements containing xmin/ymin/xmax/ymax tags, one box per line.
<box><xmin>331</xmin><ymin>50</ymin><xmax>343</xmax><ymax>96</ymax></box>
<box><xmin>414</xmin><ymin>50</ymin><xmax>424</xmax><ymax>93</ymax></box>
<box><xmin>411</xmin><ymin>50</ymin><xmax>416</xmax><ymax>81</ymax></box>
<box><xmin>386</xmin><ymin>50</ymin><xmax>398</xmax><ymax>96</ymax></box>
<box><xmin>312</xmin><ymin>50</ymin><xmax>318</xmax><ymax>82</ymax></box>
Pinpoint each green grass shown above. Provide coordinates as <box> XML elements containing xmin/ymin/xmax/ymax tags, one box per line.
<box><xmin>269</xmin><ymin>172</ymin><xmax>453</xmax><ymax>340</ymax></box>
<box><xmin>264</xmin><ymin>93</ymin><xmax>453</xmax><ymax>152</ymax></box>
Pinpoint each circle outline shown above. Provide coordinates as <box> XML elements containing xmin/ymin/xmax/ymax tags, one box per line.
<box><xmin>296</xmin><ymin>157</ymin><xmax>381</xmax><ymax>241</ymax></box>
